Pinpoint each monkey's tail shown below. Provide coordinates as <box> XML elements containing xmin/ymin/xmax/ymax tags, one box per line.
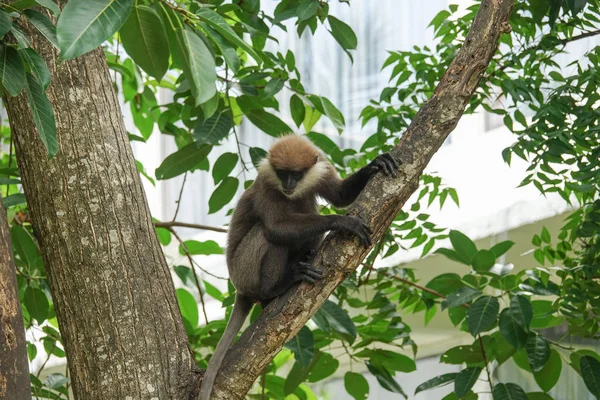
<box><xmin>199</xmin><ymin>294</ymin><xmax>252</xmax><ymax>400</ymax></box>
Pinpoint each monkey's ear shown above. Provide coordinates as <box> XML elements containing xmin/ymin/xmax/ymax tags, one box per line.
<box><xmin>314</xmin><ymin>155</ymin><xmax>319</xmax><ymax>164</ymax></box>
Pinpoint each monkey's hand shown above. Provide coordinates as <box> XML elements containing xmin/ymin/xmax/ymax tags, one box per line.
<box><xmin>368</xmin><ymin>153</ymin><xmax>399</xmax><ymax>178</ymax></box>
<box><xmin>334</xmin><ymin>215</ymin><xmax>372</xmax><ymax>247</ymax></box>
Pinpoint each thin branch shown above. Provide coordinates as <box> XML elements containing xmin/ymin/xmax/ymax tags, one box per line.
<box><xmin>365</xmin><ymin>265</ymin><xmax>470</xmax><ymax>309</ymax></box>
<box><xmin>172</xmin><ymin>172</ymin><xmax>188</xmax><ymax>221</ymax></box>
<box><xmin>559</xmin><ymin>28</ymin><xmax>600</xmax><ymax>45</ymax></box>
<box><xmin>478</xmin><ymin>334</ymin><xmax>494</xmax><ymax>391</ymax></box>
<box><xmin>154</xmin><ymin>221</ymin><xmax>228</xmax><ymax>233</ymax></box>
<box><xmin>5</xmin><ymin>132</ymin><xmax>13</xmax><ymax>197</ymax></box>
<box><xmin>170</xmin><ymin>228</ymin><xmax>209</xmax><ymax>325</ymax></box>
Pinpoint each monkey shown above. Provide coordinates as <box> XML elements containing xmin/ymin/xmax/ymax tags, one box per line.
<box><xmin>199</xmin><ymin>134</ymin><xmax>398</xmax><ymax>399</ymax></box>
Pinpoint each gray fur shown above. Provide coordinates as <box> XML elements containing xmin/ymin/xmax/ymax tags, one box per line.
<box><xmin>199</xmin><ymin>149</ymin><xmax>398</xmax><ymax>399</ymax></box>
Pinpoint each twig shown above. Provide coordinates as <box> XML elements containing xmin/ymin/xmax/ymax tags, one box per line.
<box><xmin>359</xmin><ymin>236</ymin><xmax>385</xmax><ymax>286</ymax></box>
<box><xmin>478</xmin><ymin>334</ymin><xmax>494</xmax><ymax>390</ymax></box>
<box><xmin>172</xmin><ymin>172</ymin><xmax>188</xmax><ymax>221</ymax></box>
<box><xmin>5</xmin><ymin>133</ymin><xmax>13</xmax><ymax>197</ymax></box>
<box><xmin>36</xmin><ymin>341</ymin><xmax>56</xmax><ymax>379</ymax></box>
<box><xmin>364</xmin><ymin>265</ymin><xmax>470</xmax><ymax>308</ymax></box>
<box><xmin>154</xmin><ymin>221</ymin><xmax>228</xmax><ymax>233</ymax></box>
<box><xmin>170</xmin><ymin>228</ymin><xmax>209</xmax><ymax>325</ymax></box>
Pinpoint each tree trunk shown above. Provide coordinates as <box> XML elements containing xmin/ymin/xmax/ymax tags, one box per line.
<box><xmin>208</xmin><ymin>0</ymin><xmax>514</xmax><ymax>398</ymax></box>
<box><xmin>4</xmin><ymin>5</ymin><xmax>197</xmax><ymax>399</ymax></box>
<box><xmin>0</xmin><ymin>199</ymin><xmax>31</xmax><ymax>400</ymax></box>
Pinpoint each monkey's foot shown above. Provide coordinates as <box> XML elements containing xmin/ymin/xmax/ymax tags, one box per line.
<box><xmin>294</xmin><ymin>262</ymin><xmax>323</xmax><ymax>284</ymax></box>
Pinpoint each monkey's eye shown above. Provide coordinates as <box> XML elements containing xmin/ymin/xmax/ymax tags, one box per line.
<box><xmin>291</xmin><ymin>171</ymin><xmax>303</xmax><ymax>180</ymax></box>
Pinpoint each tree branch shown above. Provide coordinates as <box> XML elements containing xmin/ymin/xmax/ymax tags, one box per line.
<box><xmin>154</xmin><ymin>221</ymin><xmax>228</xmax><ymax>233</ymax></box>
<box><xmin>205</xmin><ymin>1</ymin><xmax>514</xmax><ymax>398</ymax></box>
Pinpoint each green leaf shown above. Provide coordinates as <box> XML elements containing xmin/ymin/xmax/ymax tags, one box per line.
<box><xmin>11</xmin><ymin>225</ymin><xmax>42</xmax><ymax>269</ymax></box>
<box><xmin>581</xmin><ymin>356</ymin><xmax>600</xmax><ymax>398</ymax></box>
<box><xmin>441</xmin><ymin>287</ymin><xmax>481</xmax><ymax>310</ymax></box>
<box><xmin>0</xmin><ymin>44</ymin><xmax>26</xmax><ymax>96</ymax></box>
<box><xmin>290</xmin><ymin>95</ymin><xmax>305</xmax><ymax>128</ymax></box>
<box><xmin>440</xmin><ymin>345</ymin><xmax>484</xmax><ymax>366</ymax></box>
<box><xmin>526</xmin><ymin>334</ymin><xmax>550</xmax><ymax>372</ymax></box>
<box><xmin>2</xmin><ymin>193</ymin><xmax>27</xmax><ymax>208</ymax></box>
<box><xmin>493</xmin><ymin>383</ymin><xmax>527</xmax><ymax>400</ymax></box>
<box><xmin>527</xmin><ymin>393</ymin><xmax>554</xmax><ymax>400</ymax></box>
<box><xmin>298</xmin><ymin>1</ymin><xmax>319</xmax><ymax>21</ymax></box>
<box><xmin>499</xmin><ymin>309</ymin><xmax>528</xmax><ymax>350</ymax></box>
<box><xmin>307</xmin><ymin>351</ymin><xmax>339</xmax><ymax>382</ymax></box>
<box><xmin>194</xmin><ymin>111</ymin><xmax>232</xmax><ymax>144</ymax></box>
<box><xmin>303</xmin><ymin>106</ymin><xmax>321</xmax><ymax>132</ymax></box>
<box><xmin>344</xmin><ymin>371</ymin><xmax>369</xmax><ymax>400</ymax></box>
<box><xmin>264</xmin><ymin>78</ymin><xmax>284</xmax><ymax>98</ymax></box>
<box><xmin>10</xmin><ymin>25</ymin><xmax>30</xmax><ymax>49</ymax></box>
<box><xmin>209</xmin><ymin>177</ymin><xmax>238</xmax><ymax>214</ymax></box>
<box><xmin>510</xmin><ymin>295</ymin><xmax>533</xmax><ymax>329</ymax></box>
<box><xmin>0</xmin><ymin>10</ymin><xmax>13</xmax><ymax>38</ymax></box>
<box><xmin>155</xmin><ymin>227</ymin><xmax>171</xmax><ymax>246</ymax></box>
<box><xmin>472</xmin><ymin>249</ymin><xmax>496</xmax><ymax>272</ymax></box>
<box><xmin>24</xmin><ymin>10</ymin><xmax>58</xmax><ymax>48</ymax></box>
<box><xmin>284</xmin><ymin>360</ymin><xmax>313</xmax><ymax>396</ymax></box>
<box><xmin>35</xmin><ymin>0</ymin><xmax>60</xmax><ymax>16</ymax></box>
<box><xmin>203</xmin><ymin>280</ymin><xmax>224</xmax><ymax>302</ymax></box>
<box><xmin>491</xmin><ymin>240</ymin><xmax>514</xmax><ymax>258</ymax></box>
<box><xmin>466</xmin><ymin>296</ymin><xmax>499</xmax><ymax>336</ymax></box>
<box><xmin>533</xmin><ymin>349</ymin><xmax>561</xmax><ymax>392</ymax></box>
<box><xmin>19</xmin><ymin>48</ymin><xmax>50</xmax><ymax>90</ymax></box>
<box><xmin>244</xmin><ymin>109</ymin><xmax>292</xmax><ymax>137</ymax></box>
<box><xmin>120</xmin><ymin>5</ymin><xmax>169</xmax><ymax>80</ymax></box>
<box><xmin>0</xmin><ymin>178</ymin><xmax>20</xmax><ymax>185</ymax></box>
<box><xmin>57</xmin><ymin>0</ymin><xmax>135</xmax><ymax>60</ymax></box>
<box><xmin>180</xmin><ymin>240</ymin><xmax>223</xmax><ymax>255</ymax></box>
<box><xmin>25</xmin><ymin>73</ymin><xmax>58</xmax><ymax>158</ymax></box>
<box><xmin>212</xmin><ymin>152</ymin><xmax>238</xmax><ymax>184</ymax></box>
<box><xmin>455</xmin><ymin>367</ymin><xmax>481</xmax><ymax>397</ymax></box>
<box><xmin>327</xmin><ymin>15</ymin><xmax>357</xmax><ymax>50</ymax></box>
<box><xmin>355</xmin><ymin>349</ymin><xmax>416</xmax><ymax>373</ymax></box>
<box><xmin>176</xmin><ymin>288</ymin><xmax>198</xmax><ymax>328</ymax></box>
<box><xmin>449</xmin><ymin>230</ymin><xmax>477</xmax><ymax>264</ymax></box>
<box><xmin>155</xmin><ymin>142</ymin><xmax>212</xmax><ymax>180</ymax></box>
<box><xmin>312</xmin><ymin>300</ymin><xmax>357</xmax><ymax>343</ymax></box>
<box><xmin>284</xmin><ymin>326</ymin><xmax>314</xmax><ymax>367</ymax></box>
<box><xmin>202</xmin><ymin>24</ymin><xmax>240</xmax><ymax>73</ymax></box>
<box><xmin>414</xmin><ymin>373</ymin><xmax>457</xmax><ymax>394</ymax></box>
<box><xmin>24</xmin><ymin>287</ymin><xmax>49</xmax><ymax>324</ymax></box>
<box><xmin>196</xmin><ymin>8</ymin><xmax>262</xmax><ymax>63</ymax></box>
<box><xmin>27</xmin><ymin>342</ymin><xmax>37</xmax><ymax>361</ymax></box>
<box><xmin>434</xmin><ymin>247</ymin><xmax>468</xmax><ymax>264</ymax></box>
<box><xmin>321</xmin><ymin>96</ymin><xmax>345</xmax><ymax>133</ymax></box>
<box><xmin>174</xmin><ymin>28</ymin><xmax>217</xmax><ymax>105</ymax></box>
<box><xmin>365</xmin><ymin>362</ymin><xmax>406</xmax><ymax>395</ymax></box>
<box><xmin>249</xmin><ymin>147</ymin><xmax>267</xmax><ymax>168</ymax></box>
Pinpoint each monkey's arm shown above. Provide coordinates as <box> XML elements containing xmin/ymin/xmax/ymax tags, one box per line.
<box><xmin>319</xmin><ymin>153</ymin><xmax>398</xmax><ymax>207</ymax></box>
<box><xmin>262</xmin><ymin>213</ymin><xmax>372</xmax><ymax>247</ymax></box>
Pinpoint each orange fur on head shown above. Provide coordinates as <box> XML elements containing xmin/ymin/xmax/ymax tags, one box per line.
<box><xmin>268</xmin><ymin>134</ymin><xmax>319</xmax><ymax>171</ymax></box>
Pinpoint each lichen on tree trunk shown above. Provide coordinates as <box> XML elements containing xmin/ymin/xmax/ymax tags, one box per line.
<box><xmin>207</xmin><ymin>0</ymin><xmax>515</xmax><ymax>398</ymax></box>
<box><xmin>4</xmin><ymin>5</ymin><xmax>197</xmax><ymax>399</ymax></box>
<box><xmin>0</xmin><ymin>199</ymin><xmax>31</xmax><ymax>400</ymax></box>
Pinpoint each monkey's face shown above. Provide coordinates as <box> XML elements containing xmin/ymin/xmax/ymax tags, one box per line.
<box><xmin>275</xmin><ymin>169</ymin><xmax>304</xmax><ymax>195</ymax></box>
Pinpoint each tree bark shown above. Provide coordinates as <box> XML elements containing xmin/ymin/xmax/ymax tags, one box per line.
<box><xmin>208</xmin><ymin>0</ymin><xmax>514</xmax><ymax>398</ymax></box>
<box><xmin>0</xmin><ymin>199</ymin><xmax>31</xmax><ymax>400</ymax></box>
<box><xmin>4</xmin><ymin>4</ymin><xmax>197</xmax><ymax>399</ymax></box>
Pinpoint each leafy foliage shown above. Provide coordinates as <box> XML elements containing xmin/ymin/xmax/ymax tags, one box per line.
<box><xmin>2</xmin><ymin>0</ymin><xmax>600</xmax><ymax>399</ymax></box>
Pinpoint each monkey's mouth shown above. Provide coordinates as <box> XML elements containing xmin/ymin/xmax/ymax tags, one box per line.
<box><xmin>283</xmin><ymin>189</ymin><xmax>295</xmax><ymax>195</ymax></box>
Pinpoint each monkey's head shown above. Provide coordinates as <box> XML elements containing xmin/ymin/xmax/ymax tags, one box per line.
<box><xmin>258</xmin><ymin>134</ymin><xmax>329</xmax><ymax>198</ymax></box>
